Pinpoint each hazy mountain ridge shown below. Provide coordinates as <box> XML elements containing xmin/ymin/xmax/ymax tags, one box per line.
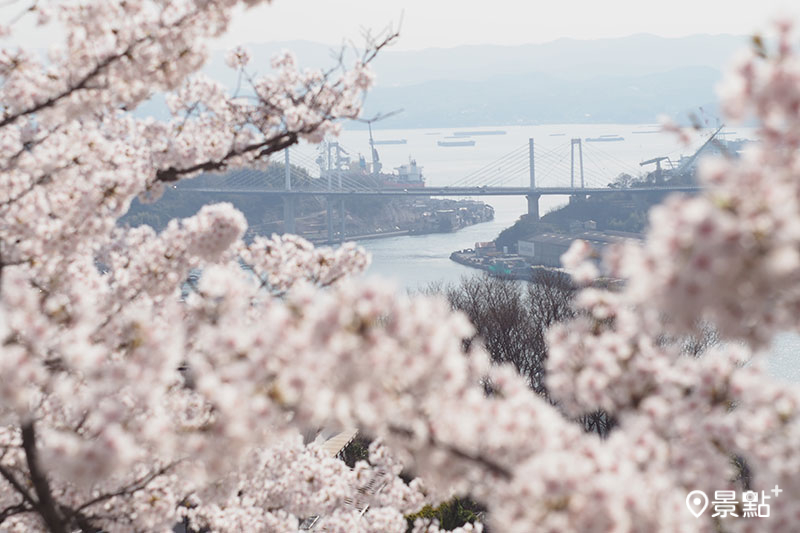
<box><xmin>210</xmin><ymin>33</ymin><xmax>745</xmax><ymax>85</ymax></box>
<box><xmin>360</xmin><ymin>66</ymin><xmax>722</xmax><ymax>127</ymax></box>
<box><xmin>136</xmin><ymin>34</ymin><xmax>745</xmax><ymax>126</ymax></box>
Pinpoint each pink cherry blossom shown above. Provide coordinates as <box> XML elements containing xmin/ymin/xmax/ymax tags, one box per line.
<box><xmin>3</xmin><ymin>3</ymin><xmax>800</xmax><ymax>532</ymax></box>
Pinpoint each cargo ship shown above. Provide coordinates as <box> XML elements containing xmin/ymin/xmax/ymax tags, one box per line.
<box><xmin>373</xmin><ymin>139</ymin><xmax>407</xmax><ymax>145</ymax></box>
<box><xmin>586</xmin><ymin>134</ymin><xmax>625</xmax><ymax>142</ymax></box>
<box><xmin>382</xmin><ymin>158</ymin><xmax>424</xmax><ymax>187</ymax></box>
<box><xmin>318</xmin><ymin>126</ymin><xmax>425</xmax><ymax>189</ymax></box>
<box><xmin>438</xmin><ymin>139</ymin><xmax>476</xmax><ymax>147</ymax></box>
<box><xmin>453</xmin><ymin>130</ymin><xmax>506</xmax><ymax>136</ymax></box>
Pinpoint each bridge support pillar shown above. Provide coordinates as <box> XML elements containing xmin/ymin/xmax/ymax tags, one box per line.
<box><xmin>326</xmin><ymin>198</ymin><xmax>334</xmax><ymax>244</ymax></box>
<box><xmin>526</xmin><ymin>193</ymin><xmax>540</xmax><ymax>220</ymax></box>
<box><xmin>339</xmin><ymin>199</ymin><xmax>346</xmax><ymax>243</ymax></box>
<box><xmin>282</xmin><ymin>195</ymin><xmax>296</xmax><ymax>234</ymax></box>
<box><xmin>569</xmin><ymin>194</ymin><xmax>587</xmax><ymax>204</ymax></box>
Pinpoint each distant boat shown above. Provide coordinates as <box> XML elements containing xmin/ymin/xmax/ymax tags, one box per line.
<box><xmin>373</xmin><ymin>139</ymin><xmax>407</xmax><ymax>145</ymax></box>
<box><xmin>453</xmin><ymin>130</ymin><xmax>506</xmax><ymax>137</ymax></box>
<box><xmin>438</xmin><ymin>139</ymin><xmax>476</xmax><ymax>147</ymax></box>
<box><xmin>549</xmin><ymin>133</ymin><xmax>566</xmax><ymax>136</ymax></box>
<box><xmin>586</xmin><ymin>135</ymin><xmax>624</xmax><ymax>142</ymax></box>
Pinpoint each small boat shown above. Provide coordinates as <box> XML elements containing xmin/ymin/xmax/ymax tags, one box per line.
<box><xmin>586</xmin><ymin>135</ymin><xmax>624</xmax><ymax>142</ymax></box>
<box><xmin>549</xmin><ymin>133</ymin><xmax>566</xmax><ymax>137</ymax></box>
<box><xmin>438</xmin><ymin>140</ymin><xmax>476</xmax><ymax>147</ymax></box>
<box><xmin>373</xmin><ymin>139</ymin><xmax>407</xmax><ymax>145</ymax></box>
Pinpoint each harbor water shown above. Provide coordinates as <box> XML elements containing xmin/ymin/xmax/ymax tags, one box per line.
<box><xmin>300</xmin><ymin>123</ymin><xmax>795</xmax><ymax>380</ymax></box>
<box><xmin>303</xmin><ymin>123</ymin><xmax>744</xmax><ymax>288</ymax></box>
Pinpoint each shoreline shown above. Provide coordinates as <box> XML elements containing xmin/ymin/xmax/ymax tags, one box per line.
<box><xmin>309</xmin><ymin>229</ymin><xmax>410</xmax><ymax>245</ymax></box>
<box><xmin>450</xmin><ymin>249</ymin><xmax>572</xmax><ymax>283</ymax></box>
<box><xmin>307</xmin><ymin>218</ymin><xmax>493</xmax><ymax>246</ymax></box>
<box><xmin>301</xmin><ymin>198</ymin><xmax>495</xmax><ymax>246</ymax></box>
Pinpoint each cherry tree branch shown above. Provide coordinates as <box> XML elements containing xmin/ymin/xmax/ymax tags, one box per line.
<box><xmin>21</xmin><ymin>421</ymin><xmax>66</xmax><ymax>533</ymax></box>
<box><xmin>0</xmin><ymin>39</ymin><xmax>143</xmax><ymax>129</ymax></box>
<box><xmin>154</xmin><ymin>132</ymin><xmax>299</xmax><ymax>183</ymax></box>
<box><xmin>74</xmin><ymin>462</ymin><xmax>178</xmax><ymax>514</ymax></box>
<box><xmin>154</xmin><ymin>29</ymin><xmax>399</xmax><ymax>184</ymax></box>
<box><xmin>0</xmin><ymin>464</ymin><xmax>37</xmax><ymax>512</ymax></box>
<box><xmin>387</xmin><ymin>424</ymin><xmax>512</xmax><ymax>480</ymax></box>
<box><xmin>0</xmin><ymin>501</ymin><xmax>32</xmax><ymax>526</ymax></box>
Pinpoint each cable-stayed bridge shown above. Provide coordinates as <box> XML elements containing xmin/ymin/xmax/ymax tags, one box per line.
<box><xmin>180</xmin><ymin>138</ymin><xmax>701</xmax><ymax>242</ymax></box>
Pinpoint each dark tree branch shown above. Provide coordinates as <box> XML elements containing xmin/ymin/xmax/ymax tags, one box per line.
<box><xmin>436</xmin><ymin>438</ymin><xmax>512</xmax><ymax>480</ymax></box>
<box><xmin>0</xmin><ymin>463</ymin><xmax>37</xmax><ymax>510</ymax></box>
<box><xmin>0</xmin><ymin>40</ymin><xmax>141</xmax><ymax>130</ymax></box>
<box><xmin>21</xmin><ymin>420</ymin><xmax>66</xmax><ymax>533</ymax></box>
<box><xmin>388</xmin><ymin>424</ymin><xmax>512</xmax><ymax>480</ymax></box>
<box><xmin>0</xmin><ymin>501</ymin><xmax>32</xmax><ymax>525</ymax></box>
<box><xmin>154</xmin><ymin>132</ymin><xmax>299</xmax><ymax>183</ymax></box>
<box><xmin>155</xmin><ymin>29</ymin><xmax>399</xmax><ymax>186</ymax></box>
<box><xmin>0</xmin><ymin>4</ymin><xmax>208</xmax><ymax>130</ymax></box>
<box><xmin>74</xmin><ymin>462</ymin><xmax>177</xmax><ymax>514</ymax></box>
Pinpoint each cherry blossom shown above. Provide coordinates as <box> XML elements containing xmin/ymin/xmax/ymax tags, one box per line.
<box><xmin>3</xmin><ymin>1</ymin><xmax>800</xmax><ymax>532</ymax></box>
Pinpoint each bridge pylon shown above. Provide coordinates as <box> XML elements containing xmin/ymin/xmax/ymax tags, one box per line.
<box><xmin>571</xmin><ymin>138</ymin><xmax>585</xmax><ymax>189</ymax></box>
<box><xmin>529</xmin><ymin>138</ymin><xmax>535</xmax><ymax>189</ymax></box>
<box><xmin>526</xmin><ymin>137</ymin><xmax>540</xmax><ymax>220</ymax></box>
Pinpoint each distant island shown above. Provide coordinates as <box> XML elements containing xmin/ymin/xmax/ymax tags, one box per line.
<box><xmin>120</xmin><ymin>164</ymin><xmax>494</xmax><ymax>244</ymax></box>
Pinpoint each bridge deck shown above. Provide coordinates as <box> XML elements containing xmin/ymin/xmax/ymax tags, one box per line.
<box><xmin>182</xmin><ymin>185</ymin><xmax>701</xmax><ymax>197</ymax></box>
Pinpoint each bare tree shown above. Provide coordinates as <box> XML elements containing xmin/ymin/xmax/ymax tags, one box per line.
<box><xmin>435</xmin><ymin>271</ymin><xmax>575</xmax><ymax>396</ymax></box>
<box><xmin>432</xmin><ymin>272</ymin><xmax>624</xmax><ymax>439</ymax></box>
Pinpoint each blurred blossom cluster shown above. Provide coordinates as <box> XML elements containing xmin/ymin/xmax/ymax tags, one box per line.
<box><xmin>2</xmin><ymin>1</ymin><xmax>800</xmax><ymax>532</ymax></box>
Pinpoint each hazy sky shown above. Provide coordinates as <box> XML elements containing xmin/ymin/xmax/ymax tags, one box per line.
<box><xmin>214</xmin><ymin>0</ymin><xmax>800</xmax><ymax>50</ymax></box>
<box><xmin>3</xmin><ymin>0</ymin><xmax>799</xmax><ymax>51</ymax></box>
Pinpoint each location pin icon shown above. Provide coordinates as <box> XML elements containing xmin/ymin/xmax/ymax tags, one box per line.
<box><xmin>686</xmin><ymin>490</ymin><xmax>709</xmax><ymax>518</ymax></box>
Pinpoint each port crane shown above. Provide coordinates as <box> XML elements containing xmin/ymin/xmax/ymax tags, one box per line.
<box><xmin>639</xmin><ymin>156</ymin><xmax>675</xmax><ymax>184</ymax></box>
<box><xmin>360</xmin><ymin>109</ymin><xmax>403</xmax><ymax>175</ymax></box>
<box><xmin>640</xmin><ymin>125</ymin><xmax>725</xmax><ymax>184</ymax></box>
